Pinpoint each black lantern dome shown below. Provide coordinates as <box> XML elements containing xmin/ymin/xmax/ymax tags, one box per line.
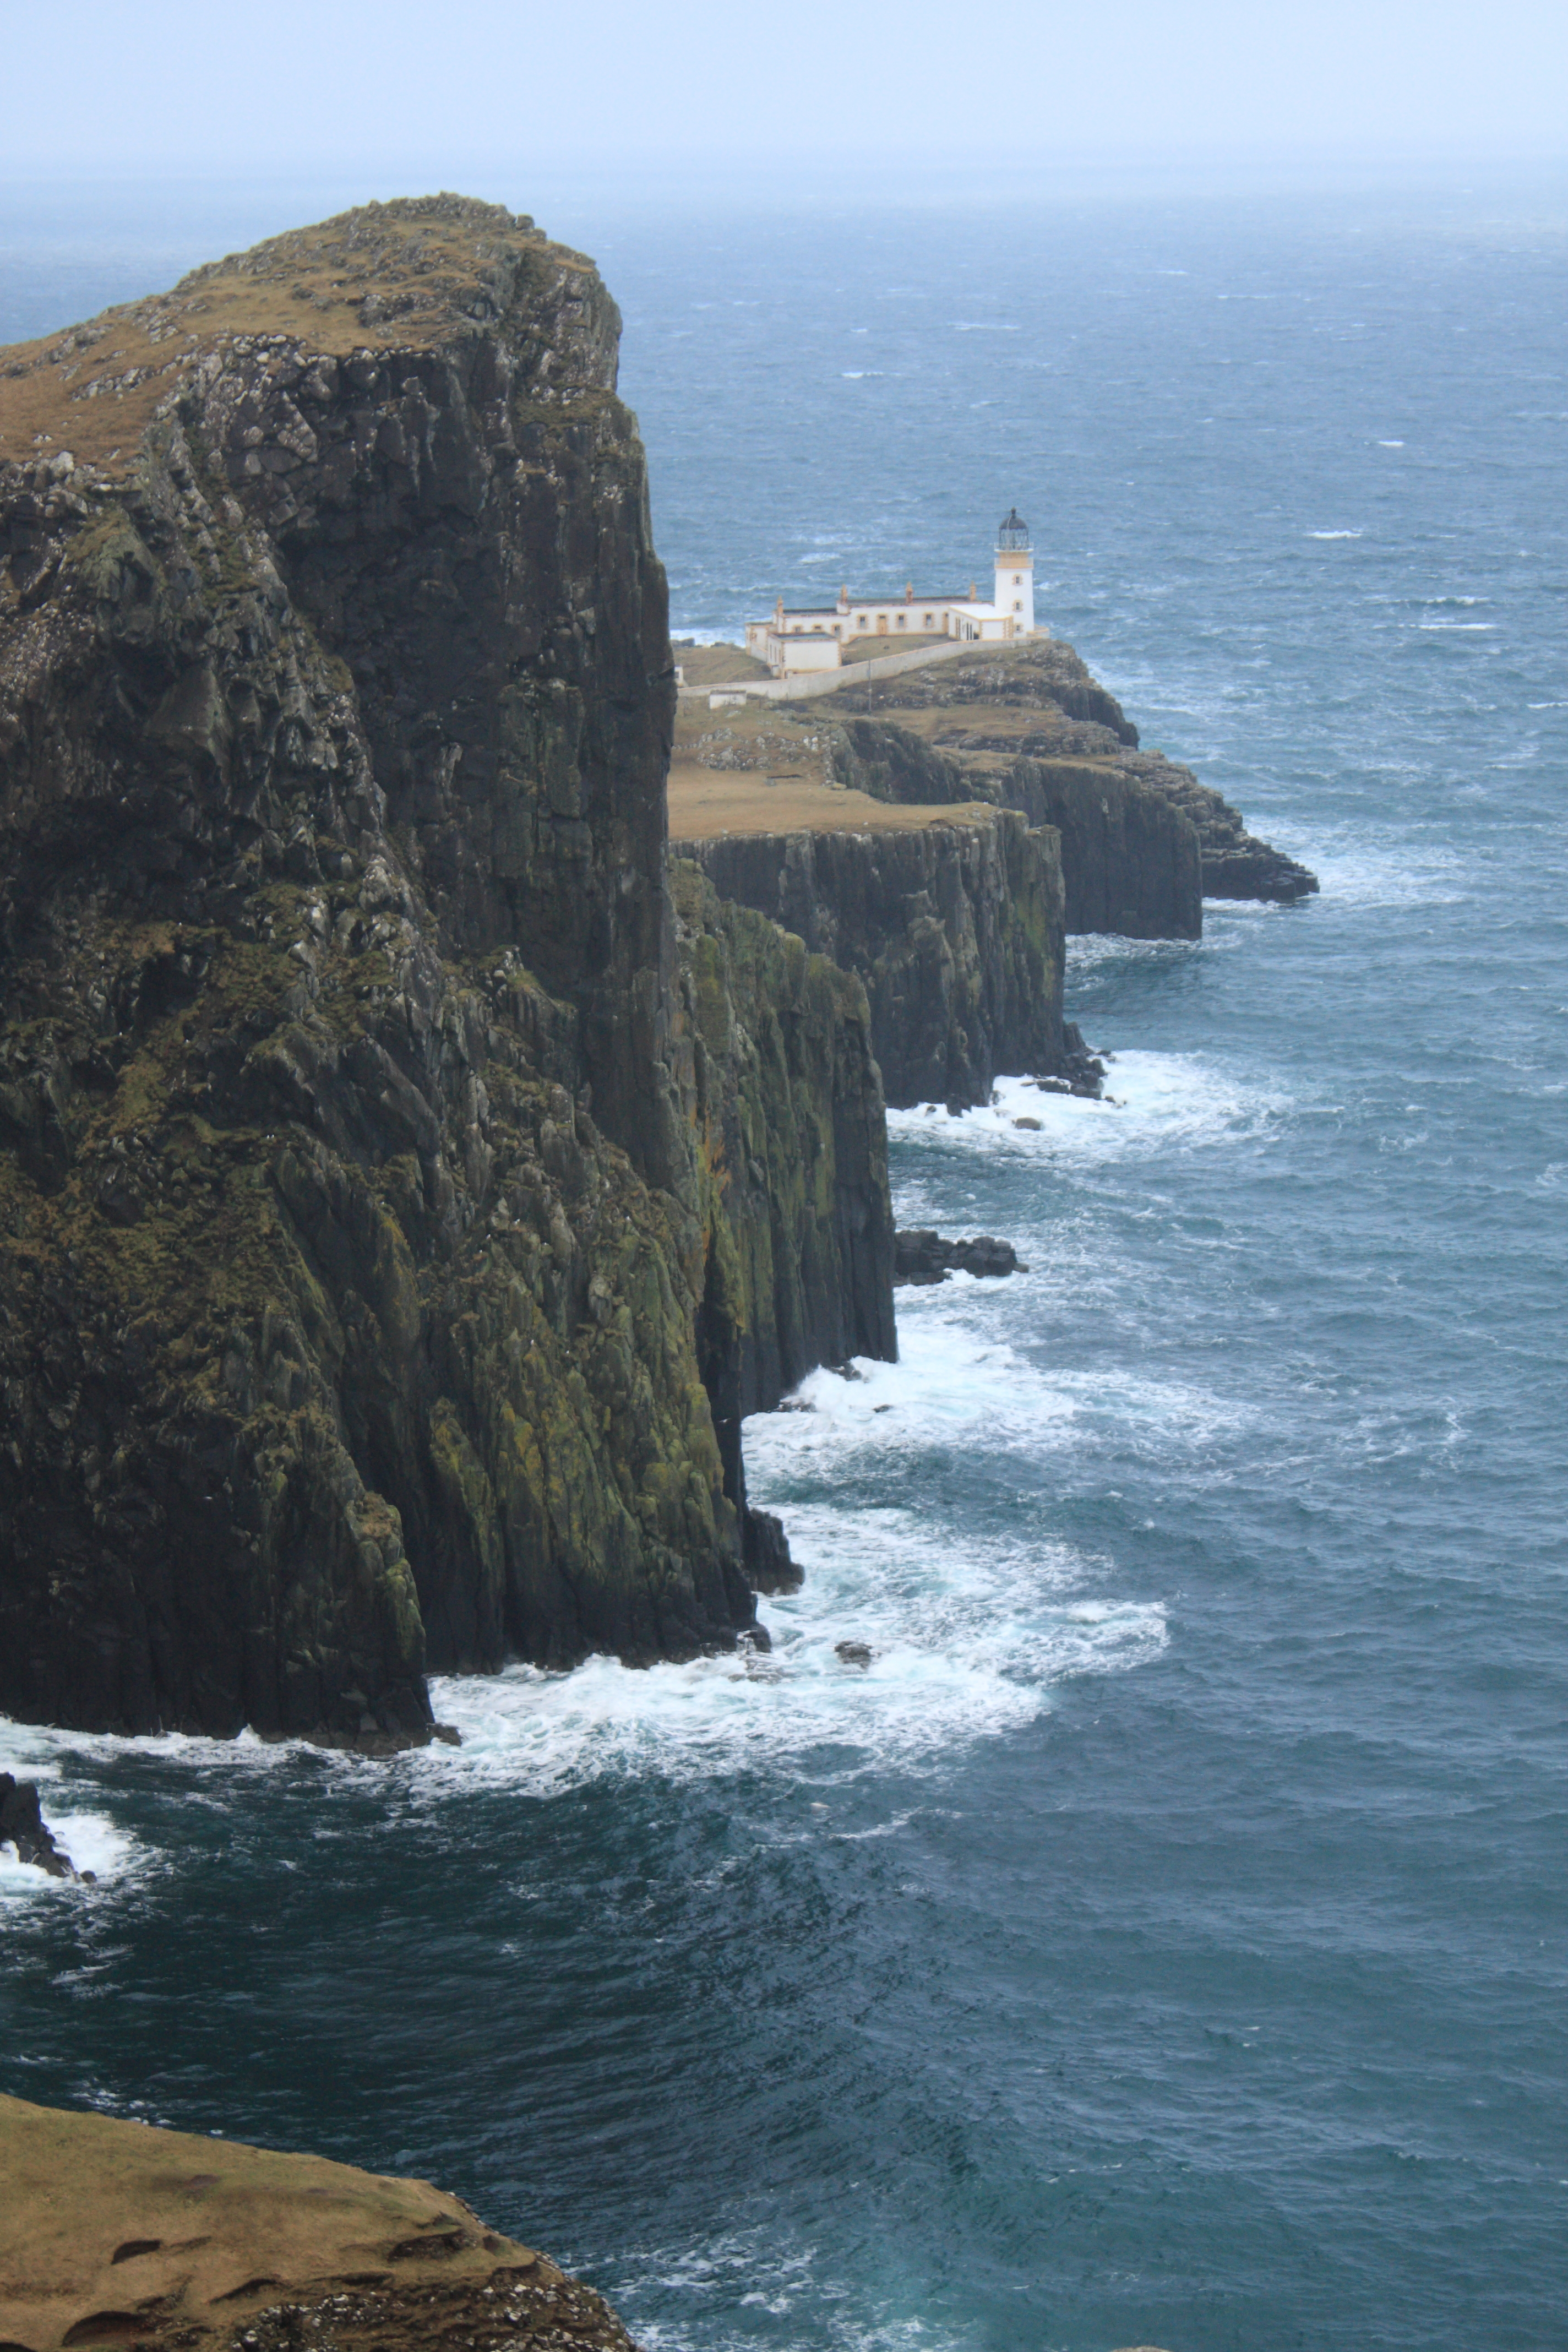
<box><xmin>997</xmin><ymin>508</ymin><xmax>1030</xmax><ymax>552</ymax></box>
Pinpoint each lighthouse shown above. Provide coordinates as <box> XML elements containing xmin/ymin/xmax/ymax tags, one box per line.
<box><xmin>994</xmin><ymin>507</ymin><xmax>1035</xmax><ymax>635</ymax></box>
<box><xmin>742</xmin><ymin>513</ymin><xmax>1044</xmax><ymax>672</ymax></box>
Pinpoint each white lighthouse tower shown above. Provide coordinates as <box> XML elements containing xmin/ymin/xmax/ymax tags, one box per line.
<box><xmin>994</xmin><ymin>507</ymin><xmax>1035</xmax><ymax>635</ymax></box>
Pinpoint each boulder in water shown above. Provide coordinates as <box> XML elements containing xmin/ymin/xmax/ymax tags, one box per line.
<box><xmin>894</xmin><ymin>1230</ymin><xmax>1028</xmax><ymax>1285</ymax></box>
<box><xmin>0</xmin><ymin>1773</ymin><xmax>84</xmax><ymax>1880</ymax></box>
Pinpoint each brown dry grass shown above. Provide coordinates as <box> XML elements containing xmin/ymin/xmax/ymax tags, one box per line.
<box><xmin>668</xmin><ymin>764</ymin><xmax>995</xmax><ymax>839</ymax></box>
<box><xmin>671</xmin><ymin>642</ymin><xmax>770</xmax><ymax>687</ymax></box>
<box><xmin>0</xmin><ymin>202</ymin><xmax>578</xmax><ymax>471</ymax></box>
<box><xmin>838</xmin><ymin>631</ymin><xmax>948</xmax><ymax>663</ymax></box>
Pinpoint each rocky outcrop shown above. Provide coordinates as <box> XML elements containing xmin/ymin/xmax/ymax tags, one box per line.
<box><xmin>832</xmin><ymin>639</ymin><xmax>1317</xmax><ymax>916</ymax></box>
<box><xmin>0</xmin><ymin>1772</ymin><xmax>84</xmax><ymax>1877</ymax></box>
<box><xmin>0</xmin><ymin>2095</ymin><xmax>640</xmax><ymax>2352</ymax></box>
<box><xmin>830</xmin><ymin>718</ymin><xmax>1200</xmax><ymax>939</ymax></box>
<box><xmin>0</xmin><ymin>200</ymin><xmax>894</xmax><ymax>1743</ymax></box>
<box><xmin>986</xmin><ymin>755</ymin><xmax>1203</xmax><ymax>939</ymax></box>
<box><xmin>672</xmin><ymin>812</ymin><xmax>1064</xmax><ymax>1109</ymax></box>
<box><xmin>837</xmin><ymin>635</ymin><xmax>1139</xmax><ymax>745</ymax></box>
<box><xmin>1113</xmin><ymin>752</ymin><xmax>1319</xmax><ymax>902</ymax></box>
<box><xmin>894</xmin><ymin>1230</ymin><xmax>1028</xmax><ymax>1284</ymax></box>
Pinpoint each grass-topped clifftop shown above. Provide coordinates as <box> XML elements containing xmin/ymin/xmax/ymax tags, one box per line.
<box><xmin>0</xmin><ymin>195</ymin><xmax>607</xmax><ymax>473</ymax></box>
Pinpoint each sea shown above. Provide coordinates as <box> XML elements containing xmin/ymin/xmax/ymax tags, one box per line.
<box><xmin>2</xmin><ymin>169</ymin><xmax>1565</xmax><ymax>2352</ymax></box>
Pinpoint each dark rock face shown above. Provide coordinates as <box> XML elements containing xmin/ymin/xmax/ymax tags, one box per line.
<box><xmin>743</xmin><ymin>1507</ymin><xmax>802</xmax><ymax>1594</ymax></box>
<box><xmin>1118</xmin><ymin>754</ymin><xmax>1319</xmax><ymax>903</ymax></box>
<box><xmin>995</xmin><ymin>756</ymin><xmax>1204</xmax><ymax>939</ymax></box>
<box><xmin>831</xmin><ymin>641</ymin><xmax>1317</xmax><ymax>921</ymax></box>
<box><xmin>0</xmin><ymin>201</ymin><xmax>894</xmax><ymax>1740</ymax></box>
<box><xmin>0</xmin><ymin>1773</ymin><xmax>81</xmax><ymax>1878</ymax></box>
<box><xmin>668</xmin><ymin>861</ymin><xmax>895</xmax><ymax>1535</ymax></box>
<box><xmin>829</xmin><ymin>717</ymin><xmax>1200</xmax><ymax>941</ymax></box>
<box><xmin>893</xmin><ymin>1229</ymin><xmax>1028</xmax><ymax>1286</ymax></box>
<box><xmin>672</xmin><ymin>813</ymin><xmax>1064</xmax><ymax>1109</ymax></box>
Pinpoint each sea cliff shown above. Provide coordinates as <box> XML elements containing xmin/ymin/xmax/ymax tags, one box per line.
<box><xmin>829</xmin><ymin>638</ymin><xmax>1317</xmax><ymax>913</ymax></box>
<box><xmin>0</xmin><ymin>198</ymin><xmax>892</xmax><ymax>1742</ymax></box>
<box><xmin>674</xmin><ymin>810</ymin><xmax>1064</xmax><ymax>1108</ymax></box>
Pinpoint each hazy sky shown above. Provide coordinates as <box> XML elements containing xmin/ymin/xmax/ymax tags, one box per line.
<box><xmin>3</xmin><ymin>0</ymin><xmax>1565</xmax><ymax>183</ymax></box>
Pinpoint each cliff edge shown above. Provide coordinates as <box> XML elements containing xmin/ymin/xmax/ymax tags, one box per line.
<box><xmin>0</xmin><ymin>2094</ymin><xmax>640</xmax><ymax>2352</ymax></box>
<box><xmin>829</xmin><ymin>637</ymin><xmax>1318</xmax><ymax>914</ymax></box>
<box><xmin>0</xmin><ymin>199</ymin><xmax>892</xmax><ymax>1743</ymax></box>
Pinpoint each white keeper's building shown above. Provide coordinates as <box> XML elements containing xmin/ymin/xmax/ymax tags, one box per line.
<box><xmin>744</xmin><ymin>510</ymin><xmax>1040</xmax><ymax>676</ymax></box>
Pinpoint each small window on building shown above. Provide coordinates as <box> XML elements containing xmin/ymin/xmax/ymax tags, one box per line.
<box><xmin>896</xmin><ymin>613</ymin><xmax>906</xmax><ymax>629</ymax></box>
<box><xmin>1014</xmin><ymin>600</ymin><xmax>1021</xmax><ymax>611</ymax></box>
<box><xmin>1013</xmin><ymin>573</ymin><xmax>1022</xmax><ymax>585</ymax></box>
<box><xmin>923</xmin><ymin>613</ymin><xmax>934</xmax><ymax>627</ymax></box>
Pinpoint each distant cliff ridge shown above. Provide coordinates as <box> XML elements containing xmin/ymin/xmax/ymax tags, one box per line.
<box><xmin>828</xmin><ymin>639</ymin><xmax>1318</xmax><ymax>914</ymax></box>
<box><xmin>0</xmin><ymin>198</ymin><xmax>891</xmax><ymax>1741</ymax></box>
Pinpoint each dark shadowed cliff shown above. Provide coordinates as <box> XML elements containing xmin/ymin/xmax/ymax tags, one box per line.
<box><xmin>0</xmin><ymin>198</ymin><xmax>892</xmax><ymax>1743</ymax></box>
<box><xmin>674</xmin><ymin>812</ymin><xmax>1064</xmax><ymax>1109</ymax></box>
<box><xmin>829</xmin><ymin>636</ymin><xmax>1317</xmax><ymax>917</ymax></box>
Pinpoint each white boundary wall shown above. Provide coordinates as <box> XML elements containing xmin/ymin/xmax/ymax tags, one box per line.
<box><xmin>680</xmin><ymin>634</ymin><xmax>1016</xmax><ymax>707</ymax></box>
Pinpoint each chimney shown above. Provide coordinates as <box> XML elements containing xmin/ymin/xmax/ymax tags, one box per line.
<box><xmin>905</xmin><ymin>582</ymin><xmax>913</xmax><ymax>602</ymax></box>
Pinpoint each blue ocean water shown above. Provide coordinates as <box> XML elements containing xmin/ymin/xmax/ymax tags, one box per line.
<box><xmin>3</xmin><ymin>177</ymin><xmax>1567</xmax><ymax>2352</ymax></box>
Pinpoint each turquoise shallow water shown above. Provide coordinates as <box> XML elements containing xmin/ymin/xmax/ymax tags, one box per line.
<box><xmin>2</xmin><ymin>178</ymin><xmax>1566</xmax><ymax>2352</ymax></box>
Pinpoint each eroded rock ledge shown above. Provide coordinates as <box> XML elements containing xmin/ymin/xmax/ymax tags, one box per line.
<box><xmin>0</xmin><ymin>2095</ymin><xmax>641</xmax><ymax>2352</ymax></box>
<box><xmin>830</xmin><ymin>640</ymin><xmax>1318</xmax><ymax>914</ymax></box>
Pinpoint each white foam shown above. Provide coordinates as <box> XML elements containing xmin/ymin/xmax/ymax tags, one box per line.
<box><xmin>615</xmin><ymin>2221</ymin><xmax>996</xmax><ymax>2352</ymax></box>
<box><xmin>1278</xmin><ymin>823</ymin><xmax>1467</xmax><ymax>910</ymax></box>
<box><xmin>0</xmin><ymin>1785</ymin><xmax>141</xmax><ymax>1904</ymax></box>
<box><xmin>412</xmin><ymin>1311</ymin><xmax>1170</xmax><ymax>1795</ymax></box>
<box><xmin>423</xmin><ymin>1485</ymin><xmax>1163</xmax><ymax>1797</ymax></box>
<box><xmin>1309</xmin><ymin>528</ymin><xmax>1363</xmax><ymax>539</ymax></box>
<box><xmin>886</xmin><ymin>1055</ymin><xmax>1288</xmax><ymax>1167</ymax></box>
<box><xmin>765</xmin><ymin>1306</ymin><xmax>1249</xmax><ymax>1468</ymax></box>
<box><xmin>1065</xmin><ymin>930</ymin><xmax>1217</xmax><ymax>975</ymax></box>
